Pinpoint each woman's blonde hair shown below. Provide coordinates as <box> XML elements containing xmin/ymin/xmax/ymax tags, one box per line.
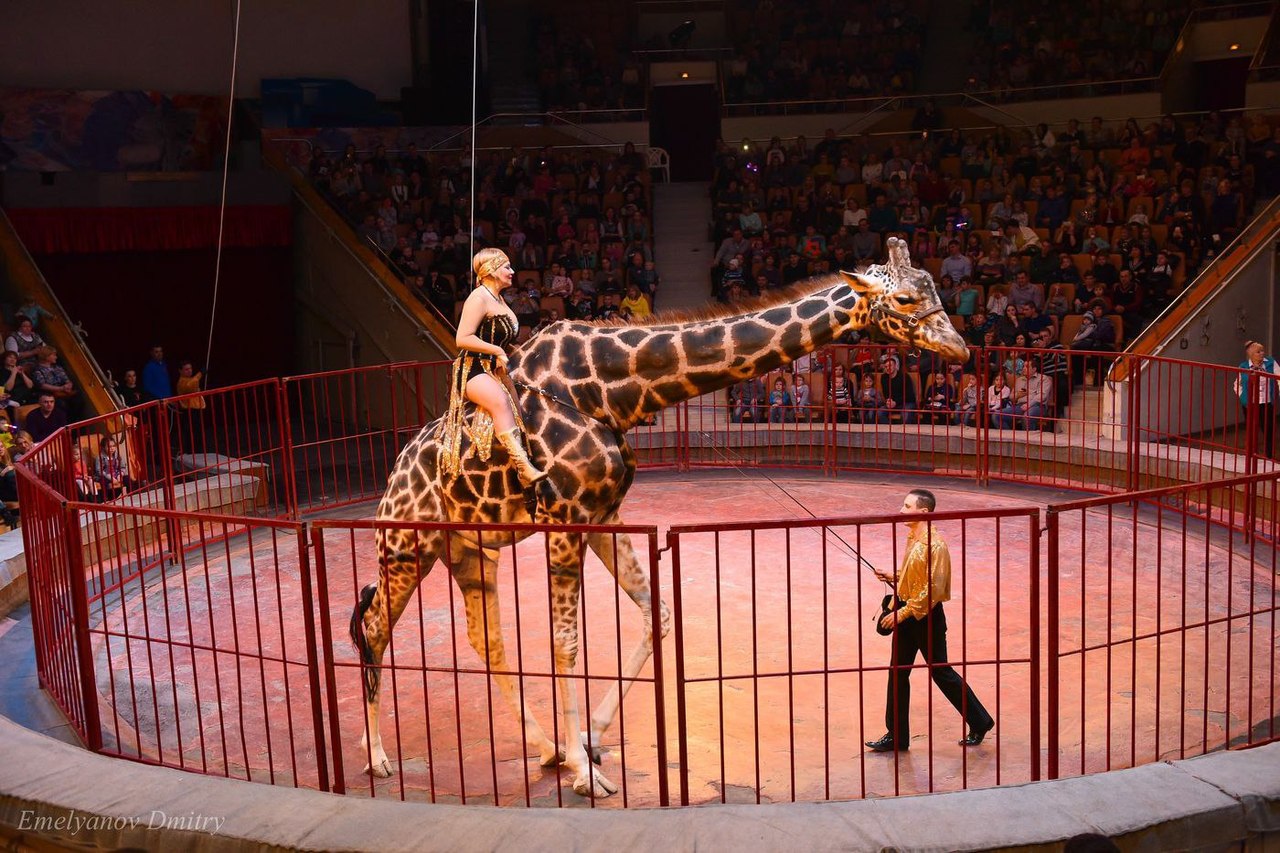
<box><xmin>472</xmin><ymin>248</ymin><xmax>510</xmax><ymax>285</ymax></box>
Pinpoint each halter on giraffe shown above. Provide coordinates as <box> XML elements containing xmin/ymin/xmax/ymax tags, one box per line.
<box><xmin>351</xmin><ymin>237</ymin><xmax>968</xmax><ymax>797</ymax></box>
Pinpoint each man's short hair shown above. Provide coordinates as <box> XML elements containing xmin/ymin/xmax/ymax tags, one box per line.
<box><xmin>907</xmin><ymin>488</ymin><xmax>936</xmax><ymax>512</ymax></box>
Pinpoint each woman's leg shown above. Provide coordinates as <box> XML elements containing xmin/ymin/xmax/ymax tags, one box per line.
<box><xmin>464</xmin><ymin>373</ymin><xmax>516</xmax><ymax>433</ymax></box>
<box><xmin>464</xmin><ymin>371</ymin><xmax>545</xmax><ymax>484</ymax></box>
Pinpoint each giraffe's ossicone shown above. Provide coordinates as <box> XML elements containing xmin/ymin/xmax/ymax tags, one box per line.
<box><xmin>350</xmin><ymin>236</ymin><xmax>967</xmax><ymax>797</ymax></box>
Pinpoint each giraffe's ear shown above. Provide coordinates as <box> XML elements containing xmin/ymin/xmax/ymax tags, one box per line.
<box><xmin>840</xmin><ymin>270</ymin><xmax>883</xmax><ymax>296</ymax></box>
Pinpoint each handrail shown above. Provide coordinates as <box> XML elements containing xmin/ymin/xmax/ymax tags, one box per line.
<box><xmin>259</xmin><ymin>142</ymin><xmax>458</xmax><ymax>359</ymax></box>
<box><xmin>960</xmin><ymin>93</ymin><xmax>1025</xmax><ymax>126</ymax></box>
<box><xmin>1112</xmin><ymin>194</ymin><xmax>1280</xmax><ymax>378</ymax></box>
<box><xmin>428</xmin><ymin>112</ymin><xmax>637</xmax><ymax>152</ymax></box>
<box><xmin>834</xmin><ymin>97</ymin><xmax>901</xmax><ymax>137</ymax></box>
<box><xmin>729</xmin><ymin>104</ymin><xmax>1278</xmax><ymax>146</ymax></box>
<box><xmin>720</xmin><ymin>78</ymin><xmax>1161</xmax><ymax>116</ymax></box>
<box><xmin>0</xmin><ymin>209</ymin><xmax>119</xmax><ymax>416</ymax></box>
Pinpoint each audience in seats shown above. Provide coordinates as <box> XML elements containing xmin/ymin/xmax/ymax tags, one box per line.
<box><xmin>298</xmin><ymin>140</ymin><xmax>658</xmax><ymax>336</ymax></box>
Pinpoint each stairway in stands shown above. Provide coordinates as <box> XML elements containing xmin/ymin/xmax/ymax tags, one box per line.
<box><xmin>485</xmin><ymin>0</ymin><xmax>542</xmax><ymax>120</ymax></box>
<box><xmin>651</xmin><ymin>182</ymin><xmax>714</xmax><ymax>312</ymax></box>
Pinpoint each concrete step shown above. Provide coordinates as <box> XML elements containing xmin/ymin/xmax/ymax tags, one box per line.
<box><xmin>653</xmin><ymin>181</ymin><xmax>714</xmax><ymax>312</ymax></box>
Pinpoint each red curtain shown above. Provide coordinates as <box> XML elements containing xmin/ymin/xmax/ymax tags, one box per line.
<box><xmin>6</xmin><ymin>206</ymin><xmax>291</xmax><ymax>254</ymax></box>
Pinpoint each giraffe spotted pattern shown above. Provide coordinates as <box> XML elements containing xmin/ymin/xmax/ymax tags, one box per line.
<box><xmin>351</xmin><ymin>237</ymin><xmax>968</xmax><ymax>797</ymax></box>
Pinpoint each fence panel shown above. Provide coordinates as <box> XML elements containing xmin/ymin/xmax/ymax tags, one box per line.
<box><xmin>669</xmin><ymin>508</ymin><xmax>1040</xmax><ymax>805</ymax></box>
<box><xmin>72</xmin><ymin>503</ymin><xmax>328</xmax><ymax>788</ymax></box>
<box><xmin>16</xmin><ymin>436</ymin><xmax>97</xmax><ymax>745</ymax></box>
<box><xmin>310</xmin><ymin>518</ymin><xmax>669</xmax><ymax>807</ymax></box>
<box><xmin>1047</xmin><ymin>473</ymin><xmax>1280</xmax><ymax>779</ymax></box>
<box><xmin>283</xmin><ymin>363</ymin><xmax>448</xmax><ymax>514</ymax></box>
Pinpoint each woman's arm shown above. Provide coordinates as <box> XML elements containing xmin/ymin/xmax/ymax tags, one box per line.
<box><xmin>454</xmin><ymin>290</ymin><xmax>507</xmax><ymax>362</ymax></box>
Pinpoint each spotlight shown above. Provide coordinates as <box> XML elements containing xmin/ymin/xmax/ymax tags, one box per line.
<box><xmin>681</xmin><ymin>71</ymin><xmax>689</xmax><ymax>79</ymax></box>
<box><xmin>1229</xmin><ymin>43</ymin><xmax>1240</xmax><ymax>51</ymax></box>
<box><xmin>668</xmin><ymin>19</ymin><xmax>696</xmax><ymax>49</ymax></box>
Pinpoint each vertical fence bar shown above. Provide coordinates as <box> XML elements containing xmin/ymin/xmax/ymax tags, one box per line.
<box><xmin>1029</xmin><ymin>511</ymin><xmax>1041</xmax><ymax>782</ymax></box>
<box><xmin>1046</xmin><ymin>508</ymin><xmax>1060</xmax><ymax>780</ymax></box>
<box><xmin>294</xmin><ymin>522</ymin><xmax>331</xmax><ymax>792</ymax></box>
<box><xmin>667</xmin><ymin>529</ymin><xmax>690</xmax><ymax>806</ymax></box>
<box><xmin>63</xmin><ymin>503</ymin><xmax>102</xmax><ymax>752</ymax></box>
<box><xmin>647</xmin><ymin>530</ymin><xmax>670</xmax><ymax>807</ymax></box>
<box><xmin>277</xmin><ymin>380</ymin><xmax>300</xmax><ymax>520</ymax></box>
<box><xmin>309</xmin><ymin>526</ymin><xmax>347</xmax><ymax>794</ymax></box>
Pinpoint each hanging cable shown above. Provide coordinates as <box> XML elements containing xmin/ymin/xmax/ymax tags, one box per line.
<box><xmin>204</xmin><ymin>0</ymin><xmax>243</xmax><ymax>383</ymax></box>
<box><xmin>468</xmin><ymin>0</ymin><xmax>480</xmax><ymax>271</ymax></box>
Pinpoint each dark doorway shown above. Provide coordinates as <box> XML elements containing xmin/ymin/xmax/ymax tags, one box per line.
<box><xmin>650</xmin><ymin>84</ymin><xmax>720</xmax><ymax>181</ymax></box>
<box><xmin>1193</xmin><ymin>57</ymin><xmax>1250</xmax><ymax>112</ymax></box>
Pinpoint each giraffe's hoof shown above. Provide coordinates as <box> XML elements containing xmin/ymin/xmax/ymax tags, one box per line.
<box><xmin>539</xmin><ymin>746</ymin><xmax>566</xmax><ymax>768</ymax></box>
<box><xmin>580</xmin><ymin>730</ymin><xmax>604</xmax><ymax>765</ymax></box>
<box><xmin>572</xmin><ymin>765</ymin><xmax>618</xmax><ymax>798</ymax></box>
<box><xmin>364</xmin><ymin>758</ymin><xmax>394</xmax><ymax>778</ymax></box>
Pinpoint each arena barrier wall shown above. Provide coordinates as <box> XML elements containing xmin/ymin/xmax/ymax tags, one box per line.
<box><xmin>13</xmin><ymin>348</ymin><xmax>1280</xmax><ymax>808</ymax></box>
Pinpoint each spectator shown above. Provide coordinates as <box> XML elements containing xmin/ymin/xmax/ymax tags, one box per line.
<box><xmin>998</xmin><ymin>360</ymin><xmax>1053</xmax><ymax>430</ymax></box>
<box><xmin>70</xmin><ymin>444</ymin><xmax>102</xmax><ymax>503</ymax></box>
<box><xmin>920</xmin><ymin>370</ymin><xmax>955</xmax><ymax>424</ymax></box>
<box><xmin>854</xmin><ymin>373</ymin><xmax>887</xmax><ymax>424</ymax></box>
<box><xmin>986</xmin><ymin>371</ymin><xmax>1012</xmax><ymax>425</ymax></box>
<box><xmin>24</xmin><ymin>393</ymin><xmax>66</xmax><ymax>443</ymax></box>
<box><xmin>828</xmin><ymin>363</ymin><xmax>854</xmax><ymax>423</ymax></box>
<box><xmin>5</xmin><ymin>318</ymin><xmax>45</xmax><ymax>367</ymax></box>
<box><xmin>880</xmin><ymin>354</ymin><xmax>918</xmax><ymax>424</ymax></box>
<box><xmin>730</xmin><ymin>376</ymin><xmax>767</xmax><ymax>423</ymax></box>
<box><xmin>30</xmin><ymin>347</ymin><xmax>76</xmax><ymax>412</ymax></box>
<box><xmin>952</xmin><ymin>277</ymin><xmax>980</xmax><ymax>317</ymax></box>
<box><xmin>1007</xmin><ymin>271</ymin><xmax>1043</xmax><ymax>311</ymax></box>
<box><xmin>1045</xmin><ymin>284</ymin><xmax>1072</xmax><ymax>319</ymax></box>
<box><xmin>1</xmin><ymin>351</ymin><xmax>34</xmax><ymax>414</ymax></box>
<box><xmin>1233</xmin><ymin>340</ymin><xmax>1280</xmax><ymax>458</ymax></box>
<box><xmin>173</xmin><ymin>360</ymin><xmax>207</xmax><ymax>451</ymax></box>
<box><xmin>94</xmin><ymin>435</ymin><xmax>135</xmax><ymax>501</ymax></box>
<box><xmin>620</xmin><ymin>284</ymin><xmax>652</xmax><ymax>320</ymax></box>
<box><xmin>767</xmin><ymin>377</ymin><xmax>793</xmax><ymax>424</ymax></box>
<box><xmin>1111</xmin><ymin>269</ymin><xmax>1144</xmax><ymax>320</ymax></box>
<box><xmin>0</xmin><ymin>443</ymin><xmax>17</xmax><ymax>527</ymax></box>
<box><xmin>939</xmin><ymin>241</ymin><xmax>973</xmax><ymax>283</ymax></box>
<box><xmin>955</xmin><ymin>374</ymin><xmax>980</xmax><ymax>426</ymax></box>
<box><xmin>851</xmin><ymin>221</ymin><xmax>881</xmax><ymax>263</ymax></box>
<box><xmin>115</xmin><ymin>368</ymin><xmax>148</xmax><ymax>408</ymax></box>
<box><xmin>142</xmin><ymin>345</ymin><xmax>172</xmax><ymax>400</ymax></box>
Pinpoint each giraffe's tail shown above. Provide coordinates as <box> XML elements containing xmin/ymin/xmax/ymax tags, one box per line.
<box><xmin>350</xmin><ymin>582</ymin><xmax>380</xmax><ymax>698</ymax></box>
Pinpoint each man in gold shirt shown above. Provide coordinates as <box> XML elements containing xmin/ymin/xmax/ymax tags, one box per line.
<box><xmin>865</xmin><ymin>488</ymin><xmax>994</xmax><ymax>752</ymax></box>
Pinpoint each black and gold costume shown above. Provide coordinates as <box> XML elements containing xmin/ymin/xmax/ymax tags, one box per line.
<box><xmin>439</xmin><ymin>311</ymin><xmax>524</xmax><ymax>476</ymax></box>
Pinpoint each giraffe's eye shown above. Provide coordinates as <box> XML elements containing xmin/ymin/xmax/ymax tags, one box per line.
<box><xmin>895</xmin><ymin>295</ymin><xmax>914</xmax><ymax>305</ymax></box>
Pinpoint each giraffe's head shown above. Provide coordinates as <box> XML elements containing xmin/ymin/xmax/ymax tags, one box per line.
<box><xmin>842</xmin><ymin>237</ymin><xmax>970</xmax><ymax>363</ymax></box>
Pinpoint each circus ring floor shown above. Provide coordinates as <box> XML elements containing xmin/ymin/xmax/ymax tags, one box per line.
<box><xmin>70</xmin><ymin>469</ymin><xmax>1280</xmax><ymax>813</ymax></box>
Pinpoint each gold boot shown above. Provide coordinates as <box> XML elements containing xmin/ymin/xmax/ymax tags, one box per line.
<box><xmin>496</xmin><ymin>428</ymin><xmax>548</xmax><ymax>486</ymax></box>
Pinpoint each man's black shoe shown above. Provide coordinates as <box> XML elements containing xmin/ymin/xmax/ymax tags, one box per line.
<box><xmin>959</xmin><ymin>723</ymin><xmax>993</xmax><ymax>746</ymax></box>
<box><xmin>864</xmin><ymin>734</ymin><xmax>907</xmax><ymax>752</ymax></box>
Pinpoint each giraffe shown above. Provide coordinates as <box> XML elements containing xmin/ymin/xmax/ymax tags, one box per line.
<box><xmin>351</xmin><ymin>237</ymin><xmax>969</xmax><ymax>797</ymax></box>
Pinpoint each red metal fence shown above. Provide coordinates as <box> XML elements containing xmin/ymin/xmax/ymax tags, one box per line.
<box><xmin>14</xmin><ymin>350</ymin><xmax>1280</xmax><ymax>808</ymax></box>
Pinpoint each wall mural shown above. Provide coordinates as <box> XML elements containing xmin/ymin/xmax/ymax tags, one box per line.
<box><xmin>0</xmin><ymin>88</ymin><xmax>228</xmax><ymax>172</ymax></box>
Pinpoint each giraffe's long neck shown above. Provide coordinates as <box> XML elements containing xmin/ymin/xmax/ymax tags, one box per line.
<box><xmin>519</xmin><ymin>276</ymin><xmax>869</xmax><ymax>432</ymax></box>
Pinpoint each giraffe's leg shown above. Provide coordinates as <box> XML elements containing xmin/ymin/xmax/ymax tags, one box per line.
<box><xmin>448</xmin><ymin>534</ymin><xmax>560</xmax><ymax>767</ymax></box>
<box><xmin>351</xmin><ymin>526</ymin><xmax>442</xmax><ymax>778</ymax></box>
<box><xmin>547</xmin><ymin>532</ymin><xmax>618</xmax><ymax>797</ymax></box>
<box><xmin>582</xmin><ymin>528</ymin><xmax>671</xmax><ymax>758</ymax></box>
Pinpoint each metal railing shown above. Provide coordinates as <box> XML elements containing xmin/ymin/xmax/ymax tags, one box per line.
<box><xmin>15</xmin><ymin>348</ymin><xmax>1280</xmax><ymax>808</ymax></box>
